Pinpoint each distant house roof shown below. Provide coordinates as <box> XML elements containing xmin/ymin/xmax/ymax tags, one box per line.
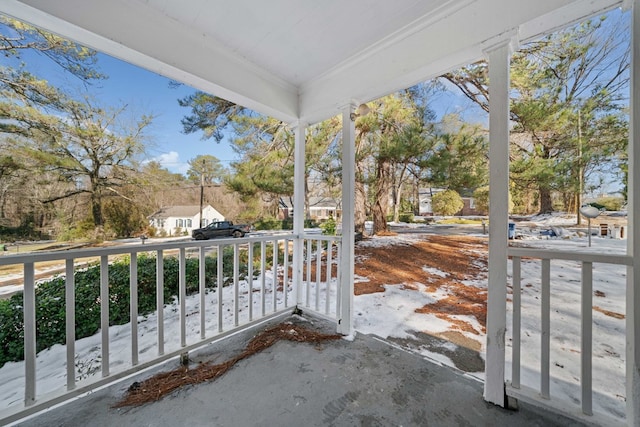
<box><xmin>149</xmin><ymin>205</ymin><xmax>202</xmax><ymax>219</ymax></box>
<box><xmin>279</xmin><ymin>197</ymin><xmax>340</xmax><ymax>209</ymax></box>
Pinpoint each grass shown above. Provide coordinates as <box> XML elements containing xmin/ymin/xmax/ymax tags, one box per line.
<box><xmin>436</xmin><ymin>218</ymin><xmax>484</xmax><ymax>225</ymax></box>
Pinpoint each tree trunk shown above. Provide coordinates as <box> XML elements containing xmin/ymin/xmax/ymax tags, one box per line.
<box><xmin>392</xmin><ymin>182</ymin><xmax>402</xmax><ymax>223</ymax></box>
<box><xmin>372</xmin><ymin>159</ymin><xmax>391</xmax><ymax>234</ymax></box>
<box><xmin>538</xmin><ymin>187</ymin><xmax>553</xmax><ymax>214</ymax></box>
<box><xmin>91</xmin><ymin>192</ymin><xmax>103</xmax><ymax>226</ymax></box>
<box><xmin>304</xmin><ymin>177</ymin><xmax>310</xmax><ymax>221</ymax></box>
<box><xmin>354</xmin><ymin>179</ymin><xmax>366</xmax><ymax>234</ymax></box>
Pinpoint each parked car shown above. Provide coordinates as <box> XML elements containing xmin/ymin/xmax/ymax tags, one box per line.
<box><xmin>192</xmin><ymin>221</ymin><xmax>251</xmax><ymax>240</ymax></box>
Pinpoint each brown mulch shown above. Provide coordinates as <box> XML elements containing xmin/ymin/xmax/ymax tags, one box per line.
<box><xmin>593</xmin><ymin>306</ymin><xmax>625</xmax><ymax>319</ymax></box>
<box><xmin>114</xmin><ymin>323</ymin><xmax>341</xmax><ymax>408</ymax></box>
<box><xmin>355</xmin><ymin>235</ymin><xmax>489</xmax><ymax>331</ymax></box>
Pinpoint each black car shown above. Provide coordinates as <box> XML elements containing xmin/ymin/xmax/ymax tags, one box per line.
<box><xmin>192</xmin><ymin>221</ymin><xmax>251</xmax><ymax>240</ymax></box>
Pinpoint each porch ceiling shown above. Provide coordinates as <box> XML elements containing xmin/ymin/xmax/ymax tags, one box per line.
<box><xmin>1</xmin><ymin>0</ymin><xmax>623</xmax><ymax>124</ymax></box>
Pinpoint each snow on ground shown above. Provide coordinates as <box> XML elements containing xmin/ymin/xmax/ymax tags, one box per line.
<box><xmin>505</xmin><ymin>232</ymin><xmax>628</xmax><ymax>421</ymax></box>
<box><xmin>0</xmin><ymin>271</ymin><xmax>293</xmax><ymax>411</ymax></box>
<box><xmin>0</xmin><ymin>212</ymin><xmax>630</xmax><ymax>422</ymax></box>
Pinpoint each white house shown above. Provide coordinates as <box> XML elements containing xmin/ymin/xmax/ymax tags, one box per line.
<box><xmin>148</xmin><ymin>205</ymin><xmax>224</xmax><ymax>236</ymax></box>
<box><xmin>279</xmin><ymin>196</ymin><xmax>340</xmax><ymax>221</ymax></box>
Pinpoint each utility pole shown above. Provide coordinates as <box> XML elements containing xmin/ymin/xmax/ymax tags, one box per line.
<box><xmin>577</xmin><ymin>107</ymin><xmax>583</xmax><ymax>225</ymax></box>
<box><xmin>199</xmin><ymin>159</ymin><xmax>205</xmax><ymax>227</ymax></box>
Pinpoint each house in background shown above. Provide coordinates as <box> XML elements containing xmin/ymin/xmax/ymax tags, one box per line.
<box><xmin>148</xmin><ymin>205</ymin><xmax>224</xmax><ymax>236</ymax></box>
<box><xmin>279</xmin><ymin>197</ymin><xmax>341</xmax><ymax>221</ymax></box>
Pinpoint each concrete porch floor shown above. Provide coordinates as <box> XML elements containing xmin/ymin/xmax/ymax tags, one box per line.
<box><xmin>15</xmin><ymin>314</ymin><xmax>586</xmax><ymax>427</ymax></box>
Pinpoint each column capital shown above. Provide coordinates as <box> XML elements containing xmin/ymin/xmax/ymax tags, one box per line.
<box><xmin>288</xmin><ymin>120</ymin><xmax>308</xmax><ymax>130</ymax></box>
<box><xmin>482</xmin><ymin>28</ymin><xmax>519</xmax><ymax>57</ymax></box>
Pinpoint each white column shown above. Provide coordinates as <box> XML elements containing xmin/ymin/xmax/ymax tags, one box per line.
<box><xmin>627</xmin><ymin>1</ymin><xmax>640</xmax><ymax>424</ymax></box>
<box><xmin>338</xmin><ymin>105</ymin><xmax>356</xmax><ymax>335</ymax></box>
<box><xmin>292</xmin><ymin>122</ymin><xmax>307</xmax><ymax>306</ymax></box>
<box><xmin>484</xmin><ymin>40</ymin><xmax>512</xmax><ymax>407</ymax></box>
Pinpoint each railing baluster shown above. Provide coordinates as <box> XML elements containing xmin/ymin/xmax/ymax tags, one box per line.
<box><xmin>100</xmin><ymin>255</ymin><xmax>109</xmax><ymax>377</ymax></box>
<box><xmin>260</xmin><ymin>241</ymin><xmax>266</xmax><ymax>317</ymax></box>
<box><xmin>156</xmin><ymin>250</ymin><xmax>164</xmax><ymax>356</ymax></box>
<box><xmin>306</xmin><ymin>239</ymin><xmax>311</xmax><ymax>307</ymax></box>
<box><xmin>272</xmin><ymin>240</ymin><xmax>278</xmax><ymax>313</ymax></box>
<box><xmin>24</xmin><ymin>262</ymin><xmax>36</xmax><ymax>406</ymax></box>
<box><xmin>179</xmin><ymin>248</ymin><xmax>186</xmax><ymax>347</ymax></box>
<box><xmin>234</xmin><ymin>243</ymin><xmax>240</xmax><ymax>327</ymax></box>
<box><xmin>315</xmin><ymin>240</ymin><xmax>321</xmax><ymax>312</ymax></box>
<box><xmin>541</xmin><ymin>258</ymin><xmax>551</xmax><ymax>399</ymax></box>
<box><xmin>130</xmin><ymin>252</ymin><xmax>138</xmax><ymax>366</ymax></box>
<box><xmin>217</xmin><ymin>245</ymin><xmax>224</xmax><ymax>332</ymax></box>
<box><xmin>65</xmin><ymin>259</ymin><xmax>76</xmax><ymax>390</ymax></box>
<box><xmin>248</xmin><ymin>242</ymin><xmax>254</xmax><ymax>321</ymax></box>
<box><xmin>512</xmin><ymin>256</ymin><xmax>521</xmax><ymax>389</ymax></box>
<box><xmin>199</xmin><ymin>246</ymin><xmax>206</xmax><ymax>339</ymax></box>
<box><xmin>581</xmin><ymin>261</ymin><xmax>593</xmax><ymax>415</ymax></box>
<box><xmin>325</xmin><ymin>240</ymin><xmax>332</xmax><ymax>315</ymax></box>
<box><xmin>283</xmin><ymin>238</ymin><xmax>289</xmax><ymax>307</ymax></box>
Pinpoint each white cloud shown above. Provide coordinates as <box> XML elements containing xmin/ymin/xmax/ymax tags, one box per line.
<box><xmin>144</xmin><ymin>151</ymin><xmax>189</xmax><ymax>175</ymax></box>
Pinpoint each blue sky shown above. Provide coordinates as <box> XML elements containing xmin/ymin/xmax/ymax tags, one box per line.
<box><xmin>81</xmin><ymin>55</ymin><xmax>239</xmax><ymax>175</ymax></box>
<box><xmin>12</xmin><ymin>46</ymin><xmax>239</xmax><ymax>175</ymax></box>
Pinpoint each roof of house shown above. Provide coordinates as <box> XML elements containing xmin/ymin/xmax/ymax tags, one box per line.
<box><xmin>280</xmin><ymin>197</ymin><xmax>340</xmax><ymax>209</ymax></box>
<box><xmin>149</xmin><ymin>205</ymin><xmax>204</xmax><ymax>219</ymax></box>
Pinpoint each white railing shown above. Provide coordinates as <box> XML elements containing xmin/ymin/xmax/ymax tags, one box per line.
<box><xmin>299</xmin><ymin>235</ymin><xmax>342</xmax><ymax>319</ymax></box>
<box><xmin>506</xmin><ymin>247</ymin><xmax>632</xmax><ymax>426</ymax></box>
<box><xmin>0</xmin><ymin>233</ymin><xmax>341</xmax><ymax>425</ymax></box>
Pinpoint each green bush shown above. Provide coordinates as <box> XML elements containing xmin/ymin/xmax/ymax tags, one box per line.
<box><xmin>253</xmin><ymin>217</ymin><xmax>318</xmax><ymax>230</ymax></box>
<box><xmin>253</xmin><ymin>217</ymin><xmax>284</xmax><ymax>230</ymax></box>
<box><xmin>320</xmin><ymin>215</ymin><xmax>337</xmax><ymax>235</ymax></box>
<box><xmin>0</xmin><ymin>248</ymin><xmax>255</xmax><ymax>368</ymax></box>
<box><xmin>431</xmin><ymin>190</ymin><xmax>464</xmax><ymax>216</ymax></box>
<box><xmin>398</xmin><ymin>212</ymin><xmax>414</xmax><ymax>223</ymax></box>
<box><xmin>591</xmin><ymin>197</ymin><xmax>624</xmax><ymax>211</ymax></box>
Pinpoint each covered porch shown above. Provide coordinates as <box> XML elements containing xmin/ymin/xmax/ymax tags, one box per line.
<box><xmin>1</xmin><ymin>0</ymin><xmax>639</xmax><ymax>425</ymax></box>
<box><xmin>16</xmin><ymin>314</ymin><xmax>583</xmax><ymax>427</ymax></box>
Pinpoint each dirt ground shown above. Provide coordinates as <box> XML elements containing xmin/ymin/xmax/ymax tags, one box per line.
<box><xmin>354</xmin><ymin>234</ymin><xmax>489</xmax><ymax>367</ymax></box>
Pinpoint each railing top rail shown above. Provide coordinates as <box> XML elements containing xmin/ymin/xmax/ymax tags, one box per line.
<box><xmin>508</xmin><ymin>246</ymin><xmax>632</xmax><ymax>266</ymax></box>
<box><xmin>0</xmin><ymin>234</ymin><xmax>299</xmax><ymax>266</ymax></box>
<box><xmin>301</xmin><ymin>234</ymin><xmax>342</xmax><ymax>242</ymax></box>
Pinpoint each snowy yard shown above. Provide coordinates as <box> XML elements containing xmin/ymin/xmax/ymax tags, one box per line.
<box><xmin>0</xmin><ymin>214</ymin><xmax>629</xmax><ymax>423</ymax></box>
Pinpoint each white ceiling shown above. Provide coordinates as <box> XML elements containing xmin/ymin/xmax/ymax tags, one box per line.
<box><xmin>1</xmin><ymin>0</ymin><xmax>623</xmax><ymax>124</ymax></box>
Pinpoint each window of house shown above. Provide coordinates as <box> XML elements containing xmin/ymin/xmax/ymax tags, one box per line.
<box><xmin>186</xmin><ymin>219</ymin><xmax>192</xmax><ymax>228</ymax></box>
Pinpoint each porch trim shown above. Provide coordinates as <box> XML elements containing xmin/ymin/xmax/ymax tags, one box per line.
<box><xmin>628</xmin><ymin>0</ymin><xmax>640</xmax><ymax>424</ymax></box>
<box><xmin>338</xmin><ymin>105</ymin><xmax>356</xmax><ymax>335</ymax></box>
<box><xmin>292</xmin><ymin>122</ymin><xmax>307</xmax><ymax>306</ymax></box>
<box><xmin>483</xmin><ymin>39</ymin><xmax>512</xmax><ymax>407</ymax></box>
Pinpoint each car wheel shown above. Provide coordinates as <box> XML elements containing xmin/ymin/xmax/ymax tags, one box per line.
<box><xmin>233</xmin><ymin>230</ymin><xmax>243</xmax><ymax>238</ymax></box>
<box><xmin>194</xmin><ymin>233</ymin><xmax>206</xmax><ymax>240</ymax></box>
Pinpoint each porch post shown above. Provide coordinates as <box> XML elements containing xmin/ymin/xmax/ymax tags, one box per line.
<box><xmin>628</xmin><ymin>1</ymin><xmax>640</xmax><ymax>424</ymax></box>
<box><xmin>483</xmin><ymin>39</ymin><xmax>513</xmax><ymax>407</ymax></box>
<box><xmin>292</xmin><ymin>122</ymin><xmax>307</xmax><ymax>306</ymax></box>
<box><xmin>338</xmin><ymin>104</ymin><xmax>356</xmax><ymax>335</ymax></box>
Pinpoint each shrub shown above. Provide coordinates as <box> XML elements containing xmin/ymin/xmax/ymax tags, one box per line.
<box><xmin>0</xmin><ymin>248</ymin><xmax>253</xmax><ymax>368</ymax></box>
<box><xmin>398</xmin><ymin>212</ymin><xmax>414</xmax><ymax>223</ymax></box>
<box><xmin>591</xmin><ymin>197</ymin><xmax>624</xmax><ymax>211</ymax></box>
<box><xmin>253</xmin><ymin>217</ymin><xmax>308</xmax><ymax>230</ymax></box>
<box><xmin>320</xmin><ymin>215</ymin><xmax>337</xmax><ymax>235</ymax></box>
<box><xmin>431</xmin><ymin>190</ymin><xmax>464</xmax><ymax>216</ymax></box>
<box><xmin>253</xmin><ymin>217</ymin><xmax>283</xmax><ymax>230</ymax></box>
